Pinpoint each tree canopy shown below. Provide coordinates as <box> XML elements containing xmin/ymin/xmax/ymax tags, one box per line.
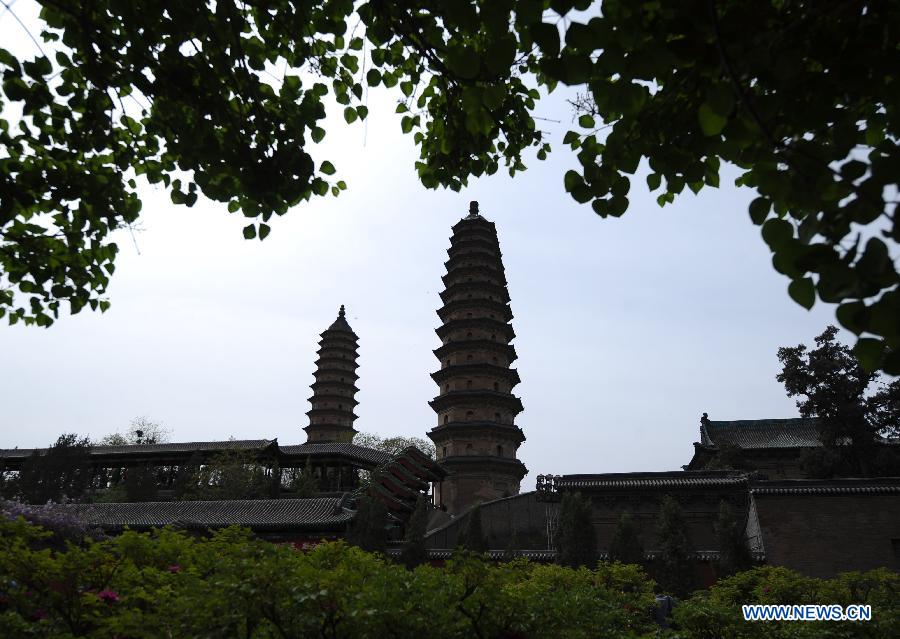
<box><xmin>2</xmin><ymin>1</ymin><xmax>898</xmax><ymax>372</ymax></box>
<box><xmin>777</xmin><ymin>325</ymin><xmax>899</xmax><ymax>476</ymax></box>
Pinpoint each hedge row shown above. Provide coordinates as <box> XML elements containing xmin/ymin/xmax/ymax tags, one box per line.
<box><xmin>1</xmin><ymin>516</ymin><xmax>897</xmax><ymax>638</ymax></box>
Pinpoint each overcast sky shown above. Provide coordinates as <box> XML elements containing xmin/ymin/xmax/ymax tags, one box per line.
<box><xmin>1</xmin><ymin>3</ymin><xmax>849</xmax><ymax>489</ymax></box>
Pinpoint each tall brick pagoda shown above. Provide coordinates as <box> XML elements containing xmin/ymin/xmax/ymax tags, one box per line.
<box><xmin>428</xmin><ymin>202</ymin><xmax>527</xmax><ymax>514</ymax></box>
<box><xmin>304</xmin><ymin>305</ymin><xmax>359</xmax><ymax>443</ymax></box>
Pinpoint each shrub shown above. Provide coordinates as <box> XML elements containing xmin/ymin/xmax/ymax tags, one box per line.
<box><xmin>673</xmin><ymin>565</ymin><xmax>900</xmax><ymax>638</ymax></box>
<box><xmin>0</xmin><ymin>517</ymin><xmax>659</xmax><ymax>638</ymax></box>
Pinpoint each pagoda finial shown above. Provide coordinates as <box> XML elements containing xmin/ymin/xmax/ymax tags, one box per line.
<box><xmin>339</xmin><ymin>304</ymin><xmax>345</xmax><ymax>318</ymax></box>
<box><xmin>467</xmin><ymin>201</ymin><xmax>479</xmax><ymax>218</ymax></box>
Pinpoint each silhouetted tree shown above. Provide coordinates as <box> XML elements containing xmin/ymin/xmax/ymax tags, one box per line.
<box><xmin>609</xmin><ymin>512</ymin><xmax>644</xmax><ymax>566</ymax></box>
<box><xmin>778</xmin><ymin>326</ymin><xmax>900</xmax><ymax>476</ymax></box>
<box><xmin>100</xmin><ymin>417</ymin><xmax>170</xmax><ymax>446</ymax></box>
<box><xmin>501</xmin><ymin>527</ymin><xmax>525</xmax><ymax>562</ymax></box>
<box><xmin>17</xmin><ymin>434</ymin><xmax>93</xmax><ymax>504</ymax></box>
<box><xmin>656</xmin><ymin>496</ymin><xmax>694</xmax><ymax>597</ymax></box>
<box><xmin>458</xmin><ymin>503</ymin><xmax>487</xmax><ymax>554</ymax></box>
<box><xmin>400</xmin><ymin>495</ymin><xmax>429</xmax><ymax>569</ymax></box>
<box><xmin>124</xmin><ymin>464</ymin><xmax>159</xmax><ymax>502</ymax></box>
<box><xmin>556</xmin><ymin>492</ymin><xmax>597</xmax><ymax>568</ymax></box>
<box><xmin>172</xmin><ymin>452</ymin><xmax>203</xmax><ymax>500</ymax></box>
<box><xmin>353</xmin><ymin>432</ymin><xmax>436</xmax><ymax>460</ymax></box>
<box><xmin>181</xmin><ymin>450</ymin><xmax>270</xmax><ymax>500</ymax></box>
<box><xmin>347</xmin><ymin>496</ymin><xmax>389</xmax><ymax>553</ymax></box>
<box><xmin>285</xmin><ymin>457</ymin><xmax>320</xmax><ymax>497</ymax></box>
<box><xmin>715</xmin><ymin>501</ymin><xmax>754</xmax><ymax>578</ymax></box>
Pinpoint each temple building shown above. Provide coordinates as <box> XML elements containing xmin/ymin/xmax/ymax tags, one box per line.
<box><xmin>428</xmin><ymin>202</ymin><xmax>527</xmax><ymax>514</ymax></box>
<box><xmin>2</xmin><ymin>201</ymin><xmax>898</xmax><ymax>579</ymax></box>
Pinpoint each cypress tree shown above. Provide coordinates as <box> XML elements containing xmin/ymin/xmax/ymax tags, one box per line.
<box><xmin>400</xmin><ymin>495</ymin><xmax>429</xmax><ymax>568</ymax></box>
<box><xmin>655</xmin><ymin>496</ymin><xmax>694</xmax><ymax>596</ymax></box>
<box><xmin>124</xmin><ymin>464</ymin><xmax>158</xmax><ymax>502</ymax></box>
<box><xmin>556</xmin><ymin>492</ymin><xmax>597</xmax><ymax>568</ymax></box>
<box><xmin>347</xmin><ymin>495</ymin><xmax>389</xmax><ymax>553</ymax></box>
<box><xmin>18</xmin><ymin>434</ymin><xmax>92</xmax><ymax>503</ymax></box>
<box><xmin>715</xmin><ymin>500</ymin><xmax>754</xmax><ymax>577</ymax></box>
<box><xmin>458</xmin><ymin>503</ymin><xmax>487</xmax><ymax>554</ymax></box>
<box><xmin>609</xmin><ymin>512</ymin><xmax>644</xmax><ymax>565</ymax></box>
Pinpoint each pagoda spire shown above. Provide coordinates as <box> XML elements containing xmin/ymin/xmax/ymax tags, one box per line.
<box><xmin>305</xmin><ymin>306</ymin><xmax>359</xmax><ymax>443</ymax></box>
<box><xmin>427</xmin><ymin>202</ymin><xmax>527</xmax><ymax>514</ymax></box>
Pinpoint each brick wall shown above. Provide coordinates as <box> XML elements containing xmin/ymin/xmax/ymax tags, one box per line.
<box><xmin>753</xmin><ymin>492</ymin><xmax>900</xmax><ymax>577</ymax></box>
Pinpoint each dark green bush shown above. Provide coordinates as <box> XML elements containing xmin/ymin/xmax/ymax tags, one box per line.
<box><xmin>2</xmin><ymin>516</ymin><xmax>897</xmax><ymax>638</ymax></box>
<box><xmin>0</xmin><ymin>516</ymin><xmax>656</xmax><ymax>638</ymax></box>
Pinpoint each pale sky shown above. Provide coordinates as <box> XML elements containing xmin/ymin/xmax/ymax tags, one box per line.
<box><xmin>1</xmin><ymin>3</ymin><xmax>848</xmax><ymax>489</ymax></box>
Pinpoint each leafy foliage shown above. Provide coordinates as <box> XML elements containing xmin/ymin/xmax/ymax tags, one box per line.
<box><xmin>346</xmin><ymin>495</ymin><xmax>389</xmax><ymax>553</ymax></box>
<box><xmin>0</xmin><ymin>516</ymin><xmax>661</xmax><ymax>638</ymax></box>
<box><xmin>283</xmin><ymin>456</ymin><xmax>321</xmax><ymax>498</ymax></box>
<box><xmin>457</xmin><ymin>502</ymin><xmax>487</xmax><ymax>554</ymax></box>
<box><xmin>400</xmin><ymin>495</ymin><xmax>429</xmax><ymax>569</ymax></box>
<box><xmin>99</xmin><ymin>417</ymin><xmax>170</xmax><ymax>446</ymax></box>
<box><xmin>177</xmin><ymin>450</ymin><xmax>273</xmax><ymax>501</ymax></box>
<box><xmin>556</xmin><ymin>491</ymin><xmax>597</xmax><ymax>569</ymax></box>
<box><xmin>655</xmin><ymin>495</ymin><xmax>694</xmax><ymax>597</ymax></box>
<box><xmin>15</xmin><ymin>434</ymin><xmax>93</xmax><ymax>504</ymax></box>
<box><xmin>777</xmin><ymin>325</ymin><xmax>900</xmax><ymax>476</ymax></box>
<box><xmin>4</xmin><ymin>514</ymin><xmax>896</xmax><ymax>638</ymax></box>
<box><xmin>353</xmin><ymin>432</ymin><xmax>436</xmax><ymax>460</ymax></box>
<box><xmin>3</xmin><ymin>2</ymin><xmax>898</xmax><ymax>371</ymax></box>
<box><xmin>714</xmin><ymin>500</ymin><xmax>754</xmax><ymax>578</ymax></box>
<box><xmin>609</xmin><ymin>512</ymin><xmax>644</xmax><ymax>566</ymax></box>
<box><xmin>674</xmin><ymin>566</ymin><xmax>900</xmax><ymax>638</ymax></box>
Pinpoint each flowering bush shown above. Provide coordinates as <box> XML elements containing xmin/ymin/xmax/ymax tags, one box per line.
<box><xmin>0</xmin><ymin>518</ymin><xmax>657</xmax><ymax>638</ymax></box>
<box><xmin>2</xmin><ymin>516</ymin><xmax>896</xmax><ymax>638</ymax></box>
<box><xmin>0</xmin><ymin>500</ymin><xmax>101</xmax><ymax>544</ymax></box>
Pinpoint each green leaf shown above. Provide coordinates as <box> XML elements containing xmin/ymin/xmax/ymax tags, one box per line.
<box><xmin>259</xmin><ymin>223</ymin><xmax>271</xmax><ymax>241</ymax></box>
<box><xmin>445</xmin><ymin>45</ymin><xmax>481</xmax><ymax>80</ymax></box>
<box><xmin>530</xmin><ymin>23</ymin><xmax>560</xmax><ymax>57</ymax></box>
<box><xmin>836</xmin><ymin>301</ymin><xmax>867</xmax><ymax>334</ymax></box>
<box><xmin>311</xmin><ymin>127</ymin><xmax>326</xmax><ymax>143</ymax></box>
<box><xmin>578</xmin><ymin>114</ymin><xmax>595</xmax><ymax>128</ymax></box>
<box><xmin>564</xmin><ymin>170</ymin><xmax>583</xmax><ymax>192</ymax></box>
<box><xmin>697</xmin><ymin>103</ymin><xmax>727</xmax><ymax>136</ymax></box>
<box><xmin>761</xmin><ymin>218</ymin><xmax>793</xmax><ymax>250</ymax></box>
<box><xmin>366</xmin><ymin>69</ymin><xmax>382</xmax><ymax>86</ymax></box>
<box><xmin>343</xmin><ymin>107</ymin><xmax>358</xmax><ymax>124</ymax></box>
<box><xmin>853</xmin><ymin>338</ymin><xmax>884</xmax><ymax>372</ymax></box>
<box><xmin>243</xmin><ymin>225</ymin><xmax>256</xmax><ymax>240</ymax></box>
<box><xmin>646</xmin><ymin>173</ymin><xmax>661</xmax><ymax>191</ymax></box>
<box><xmin>748</xmin><ymin>197</ymin><xmax>771</xmax><ymax>225</ymax></box>
<box><xmin>788</xmin><ymin>278</ymin><xmax>815</xmax><ymax>310</ymax></box>
<box><xmin>321</xmin><ymin>161</ymin><xmax>336</xmax><ymax>175</ymax></box>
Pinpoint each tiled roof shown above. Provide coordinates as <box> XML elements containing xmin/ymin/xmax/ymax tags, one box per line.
<box><xmin>1</xmin><ymin>440</ymin><xmax>391</xmax><ymax>468</ymax></box>
<box><xmin>63</xmin><ymin>498</ymin><xmax>352</xmax><ymax>531</ymax></box>
<box><xmin>700</xmin><ymin>418</ymin><xmax>821</xmax><ymax>449</ymax></box>
<box><xmin>554</xmin><ymin>471</ymin><xmax>749</xmax><ymax>490</ymax></box>
<box><xmin>387</xmin><ymin>549</ymin><xmax>766</xmax><ymax>563</ymax></box>
<box><xmin>0</xmin><ymin>439</ymin><xmax>276</xmax><ymax>460</ymax></box>
<box><xmin>280</xmin><ymin>443</ymin><xmax>391</xmax><ymax>466</ymax></box>
<box><xmin>751</xmin><ymin>478</ymin><xmax>900</xmax><ymax>496</ymax></box>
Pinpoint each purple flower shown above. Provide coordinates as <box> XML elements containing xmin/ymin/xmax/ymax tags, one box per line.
<box><xmin>168</xmin><ymin>564</ymin><xmax>181</xmax><ymax>574</ymax></box>
<box><xmin>30</xmin><ymin>608</ymin><xmax>47</xmax><ymax>621</ymax></box>
<box><xmin>97</xmin><ymin>590</ymin><xmax>120</xmax><ymax>604</ymax></box>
